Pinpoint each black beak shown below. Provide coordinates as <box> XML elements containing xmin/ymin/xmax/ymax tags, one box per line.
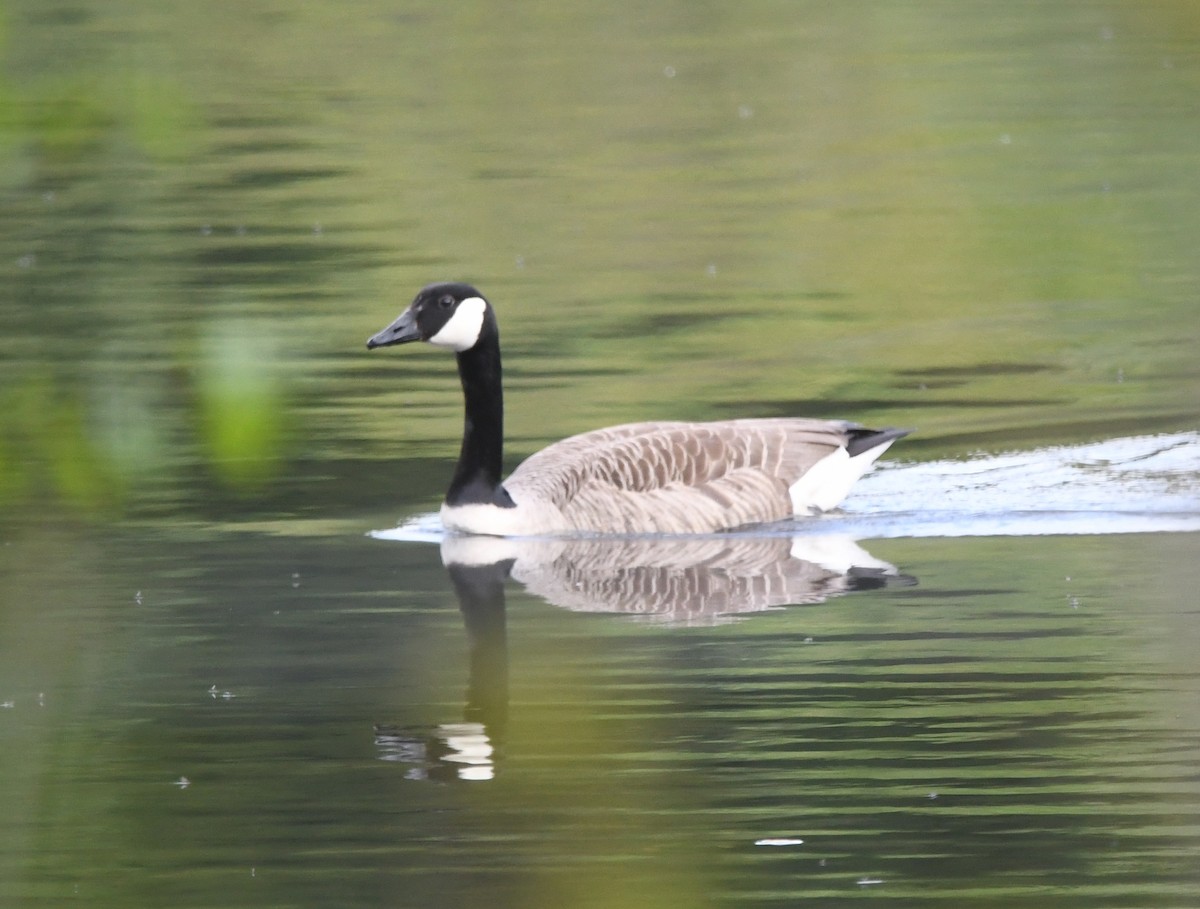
<box><xmin>367</xmin><ymin>307</ymin><xmax>421</xmax><ymax>349</ymax></box>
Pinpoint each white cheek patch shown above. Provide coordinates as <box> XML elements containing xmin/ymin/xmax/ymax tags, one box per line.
<box><xmin>428</xmin><ymin>296</ymin><xmax>487</xmax><ymax>351</ymax></box>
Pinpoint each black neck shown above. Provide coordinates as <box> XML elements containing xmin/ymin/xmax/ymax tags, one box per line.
<box><xmin>445</xmin><ymin>330</ymin><xmax>514</xmax><ymax>508</ymax></box>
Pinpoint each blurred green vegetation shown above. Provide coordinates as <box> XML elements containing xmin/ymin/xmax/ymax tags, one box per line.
<box><xmin>194</xmin><ymin>317</ymin><xmax>288</xmax><ymax>489</ymax></box>
<box><xmin>0</xmin><ymin>374</ymin><xmax>122</xmax><ymax>511</ymax></box>
<box><xmin>0</xmin><ymin>2</ymin><xmax>302</xmax><ymax>517</ymax></box>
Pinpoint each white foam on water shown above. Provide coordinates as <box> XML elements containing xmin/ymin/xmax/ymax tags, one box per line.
<box><xmin>820</xmin><ymin>431</ymin><xmax>1200</xmax><ymax>538</ymax></box>
<box><xmin>372</xmin><ymin>433</ymin><xmax>1200</xmax><ymax>541</ymax></box>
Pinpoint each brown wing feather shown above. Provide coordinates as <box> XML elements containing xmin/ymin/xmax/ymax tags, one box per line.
<box><xmin>503</xmin><ymin>419</ymin><xmax>859</xmax><ymax>533</ymax></box>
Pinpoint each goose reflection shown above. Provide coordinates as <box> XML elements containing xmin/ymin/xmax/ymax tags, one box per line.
<box><xmin>445</xmin><ymin>534</ymin><xmax>913</xmax><ymax>626</ymax></box>
<box><xmin>374</xmin><ymin>555</ymin><xmax>511</xmax><ymax>782</ymax></box>
<box><xmin>375</xmin><ymin>533</ymin><xmax>914</xmax><ymax>779</ymax></box>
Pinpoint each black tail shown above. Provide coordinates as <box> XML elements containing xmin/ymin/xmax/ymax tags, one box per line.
<box><xmin>845</xmin><ymin>427</ymin><xmax>913</xmax><ymax>458</ymax></box>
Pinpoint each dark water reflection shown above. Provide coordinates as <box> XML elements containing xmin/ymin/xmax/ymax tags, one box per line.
<box><xmin>375</xmin><ymin>534</ymin><xmax>916</xmax><ymax>783</ymax></box>
<box><xmin>377</xmin><ymin>530</ymin><xmax>1199</xmax><ymax>908</ymax></box>
<box><xmin>4</xmin><ymin>527</ymin><xmax>1197</xmax><ymax>907</ymax></box>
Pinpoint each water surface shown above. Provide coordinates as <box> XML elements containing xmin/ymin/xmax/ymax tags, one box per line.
<box><xmin>2</xmin><ymin>1</ymin><xmax>1199</xmax><ymax>907</ymax></box>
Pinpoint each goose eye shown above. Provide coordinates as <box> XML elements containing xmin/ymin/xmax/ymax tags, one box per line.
<box><xmin>438</xmin><ymin>295</ymin><xmax>455</xmax><ymax>309</ymax></box>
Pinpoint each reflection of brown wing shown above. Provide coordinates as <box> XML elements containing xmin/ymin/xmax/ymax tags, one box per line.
<box><xmin>503</xmin><ymin>419</ymin><xmax>874</xmax><ymax>533</ymax></box>
<box><xmin>438</xmin><ymin>535</ymin><xmax>913</xmax><ymax>627</ymax></box>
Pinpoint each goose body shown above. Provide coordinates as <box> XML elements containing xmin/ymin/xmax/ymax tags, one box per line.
<box><xmin>368</xmin><ymin>283</ymin><xmax>909</xmax><ymax>536</ymax></box>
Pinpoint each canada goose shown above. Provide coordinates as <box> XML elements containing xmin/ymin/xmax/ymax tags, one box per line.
<box><xmin>367</xmin><ymin>282</ymin><xmax>909</xmax><ymax>536</ymax></box>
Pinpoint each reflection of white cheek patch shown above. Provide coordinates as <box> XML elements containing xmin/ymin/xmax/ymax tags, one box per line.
<box><xmin>429</xmin><ymin>297</ymin><xmax>487</xmax><ymax>351</ymax></box>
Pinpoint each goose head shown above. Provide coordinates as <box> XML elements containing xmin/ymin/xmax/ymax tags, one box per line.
<box><xmin>367</xmin><ymin>282</ymin><xmax>494</xmax><ymax>353</ymax></box>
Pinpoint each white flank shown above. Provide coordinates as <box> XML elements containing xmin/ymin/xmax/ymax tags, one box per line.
<box><xmin>788</xmin><ymin>440</ymin><xmax>897</xmax><ymax>513</ymax></box>
<box><xmin>440</xmin><ymin>499</ymin><xmax>565</xmax><ymax>537</ymax></box>
<box><xmin>428</xmin><ymin>296</ymin><xmax>487</xmax><ymax>351</ymax></box>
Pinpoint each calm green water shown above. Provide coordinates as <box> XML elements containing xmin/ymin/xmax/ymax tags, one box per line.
<box><xmin>2</xmin><ymin>1</ymin><xmax>1199</xmax><ymax>907</ymax></box>
<box><xmin>3</xmin><ymin>529</ymin><xmax>1199</xmax><ymax>907</ymax></box>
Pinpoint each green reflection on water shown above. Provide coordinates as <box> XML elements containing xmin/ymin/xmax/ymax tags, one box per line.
<box><xmin>0</xmin><ymin>372</ymin><xmax>122</xmax><ymax>512</ymax></box>
<box><xmin>195</xmin><ymin>317</ymin><xmax>288</xmax><ymax>490</ymax></box>
<box><xmin>1</xmin><ymin>3</ymin><xmax>1200</xmax><ymax>904</ymax></box>
<box><xmin>1</xmin><ymin>529</ymin><xmax>1198</xmax><ymax>907</ymax></box>
<box><xmin>1</xmin><ymin>0</ymin><xmax>1196</xmax><ymax>524</ymax></box>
